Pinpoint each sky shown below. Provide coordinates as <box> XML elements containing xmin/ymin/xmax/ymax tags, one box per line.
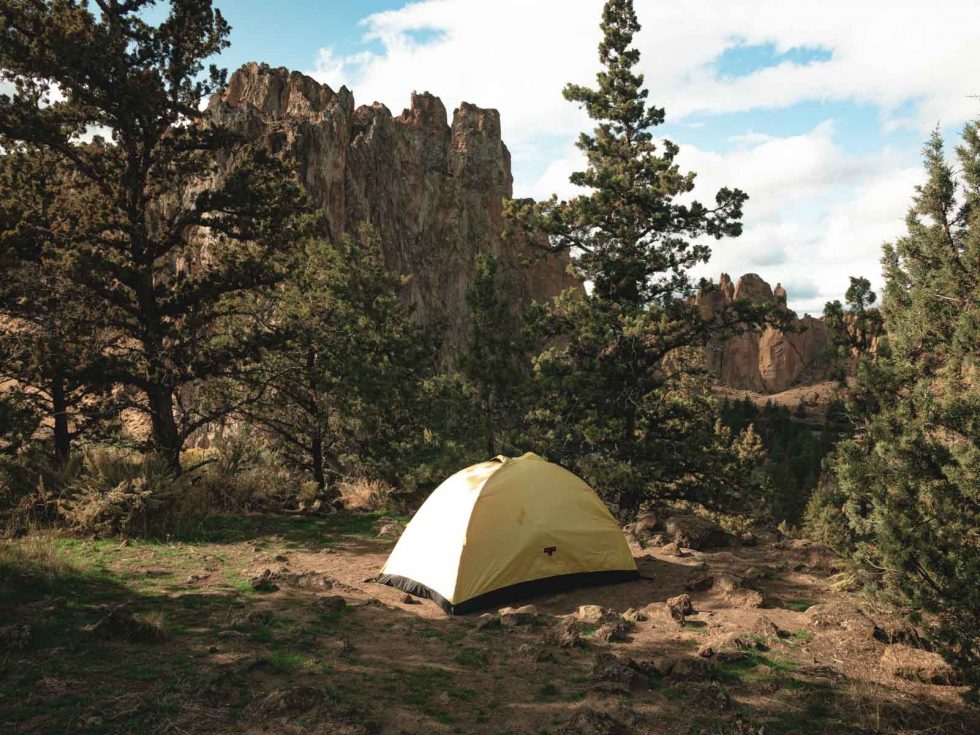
<box><xmin>209</xmin><ymin>1</ymin><xmax>978</xmax><ymax>314</ymax></box>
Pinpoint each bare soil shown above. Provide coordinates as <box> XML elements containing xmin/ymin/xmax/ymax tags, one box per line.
<box><xmin>1</xmin><ymin>513</ymin><xmax>975</xmax><ymax>734</ymax></box>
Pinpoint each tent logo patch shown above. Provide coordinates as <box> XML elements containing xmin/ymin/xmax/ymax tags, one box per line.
<box><xmin>543</xmin><ymin>546</ymin><xmax>557</xmax><ymax>556</ymax></box>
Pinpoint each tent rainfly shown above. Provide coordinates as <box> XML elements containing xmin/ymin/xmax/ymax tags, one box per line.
<box><xmin>377</xmin><ymin>452</ymin><xmax>638</xmax><ymax>614</ymax></box>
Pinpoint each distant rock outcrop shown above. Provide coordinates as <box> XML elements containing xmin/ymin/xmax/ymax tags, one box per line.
<box><xmin>206</xmin><ymin>63</ymin><xmax>575</xmax><ymax>353</ymax></box>
<box><xmin>697</xmin><ymin>274</ymin><xmax>829</xmax><ymax>394</ymax></box>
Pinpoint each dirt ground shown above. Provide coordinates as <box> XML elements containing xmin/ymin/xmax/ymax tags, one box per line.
<box><xmin>1</xmin><ymin>513</ymin><xmax>976</xmax><ymax>734</ymax></box>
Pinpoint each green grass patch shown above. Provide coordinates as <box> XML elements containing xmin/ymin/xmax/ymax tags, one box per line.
<box><xmin>783</xmin><ymin>600</ymin><xmax>817</xmax><ymax>612</ymax></box>
<box><xmin>454</xmin><ymin>647</ymin><xmax>488</xmax><ymax>668</ymax></box>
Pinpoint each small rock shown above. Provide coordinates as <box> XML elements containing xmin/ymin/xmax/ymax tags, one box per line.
<box><xmin>499</xmin><ymin>604</ymin><xmax>539</xmax><ymax>627</ymax></box>
<box><xmin>739</xmin><ymin>531</ymin><xmax>758</xmax><ymax>546</ymax></box>
<box><xmin>401</xmin><ymin>594</ymin><xmax>420</xmax><ymax>605</ymax></box>
<box><xmin>311</xmin><ymin>595</ymin><xmax>346</xmax><ymax>614</ymax></box>
<box><xmin>208</xmin><ymin>645</ymin><xmax>218</xmax><ymax>654</ymax></box>
<box><xmin>516</xmin><ymin>643</ymin><xmax>554</xmax><ymax>663</ymax></box>
<box><xmin>663</xmin><ymin>515</ymin><xmax>729</xmax><ymax>550</ymax></box>
<box><xmin>436</xmin><ymin>691</ymin><xmax>451</xmax><ymax>705</ymax></box>
<box><xmin>250</xmin><ymin>569</ymin><xmax>279</xmax><ymax>592</ymax></box>
<box><xmin>751</xmin><ymin>615</ymin><xmax>786</xmax><ymax>645</ymax></box>
<box><xmin>593</xmin><ymin>621</ymin><xmax>631</xmax><ymax>644</ymax></box>
<box><xmin>475</xmin><ymin>613</ymin><xmax>500</xmax><ymax>631</ymax></box>
<box><xmin>576</xmin><ymin>605</ymin><xmax>607</xmax><ymax>625</ymax></box>
<box><xmin>335</xmin><ymin>637</ymin><xmax>355</xmax><ymax>655</ymax></box>
<box><xmin>621</xmin><ymin>608</ymin><xmax>647</xmax><ymax>624</ymax></box>
<box><xmin>697</xmin><ymin>633</ymin><xmax>763</xmax><ymax>661</ymax></box>
<box><xmin>185</xmin><ymin>573</ymin><xmax>209</xmax><ymax>584</ymax></box>
<box><xmin>660</xmin><ymin>541</ymin><xmax>688</xmax><ymax>557</ymax></box>
<box><xmin>880</xmin><ymin>645</ymin><xmax>960</xmax><ymax>685</ymax></box>
<box><xmin>543</xmin><ymin>617</ymin><xmax>584</xmax><ymax>648</ymax></box>
<box><xmin>640</xmin><ymin>602</ymin><xmax>684</xmax><ymax>628</ymax></box>
<box><xmin>666</xmin><ymin>594</ymin><xmax>694</xmax><ymax>616</ymax></box>
<box><xmin>723</xmin><ymin>588</ymin><xmax>766</xmax><ymax>609</ymax></box>
<box><xmin>590</xmin><ymin>651</ymin><xmax>641</xmax><ymax>693</ymax></box>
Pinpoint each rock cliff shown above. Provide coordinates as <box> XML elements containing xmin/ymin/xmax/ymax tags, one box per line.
<box><xmin>697</xmin><ymin>274</ymin><xmax>830</xmax><ymax>394</ymax></box>
<box><xmin>206</xmin><ymin>63</ymin><xmax>575</xmax><ymax>352</ymax></box>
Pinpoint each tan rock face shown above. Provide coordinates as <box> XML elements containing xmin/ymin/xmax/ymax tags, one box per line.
<box><xmin>698</xmin><ymin>273</ymin><xmax>830</xmax><ymax>393</ymax></box>
<box><xmin>207</xmin><ymin>63</ymin><xmax>575</xmax><ymax>353</ymax></box>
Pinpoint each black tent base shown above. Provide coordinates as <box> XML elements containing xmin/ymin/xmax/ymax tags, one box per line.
<box><xmin>376</xmin><ymin>569</ymin><xmax>640</xmax><ymax>615</ymax></box>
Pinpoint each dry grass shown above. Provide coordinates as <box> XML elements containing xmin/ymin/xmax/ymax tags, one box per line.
<box><xmin>337</xmin><ymin>476</ymin><xmax>397</xmax><ymax>511</ymax></box>
<box><xmin>0</xmin><ymin>535</ymin><xmax>77</xmax><ymax>584</ymax></box>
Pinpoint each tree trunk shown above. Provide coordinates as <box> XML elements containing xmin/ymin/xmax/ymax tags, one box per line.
<box><xmin>146</xmin><ymin>384</ymin><xmax>182</xmax><ymax>473</ymax></box>
<box><xmin>51</xmin><ymin>368</ymin><xmax>70</xmax><ymax>463</ymax></box>
<box><xmin>311</xmin><ymin>431</ymin><xmax>326</xmax><ymax>490</ymax></box>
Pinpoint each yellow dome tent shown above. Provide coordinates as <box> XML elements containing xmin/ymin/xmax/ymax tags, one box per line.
<box><xmin>377</xmin><ymin>453</ymin><xmax>638</xmax><ymax>613</ymax></box>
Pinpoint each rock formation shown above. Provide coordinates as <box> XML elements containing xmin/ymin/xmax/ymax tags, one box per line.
<box><xmin>206</xmin><ymin>63</ymin><xmax>575</xmax><ymax>353</ymax></box>
<box><xmin>697</xmin><ymin>274</ymin><xmax>829</xmax><ymax>394</ymax></box>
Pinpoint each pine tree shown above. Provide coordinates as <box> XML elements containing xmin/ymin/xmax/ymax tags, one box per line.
<box><xmin>830</xmin><ymin>127</ymin><xmax>980</xmax><ymax>695</ymax></box>
<box><xmin>233</xmin><ymin>233</ymin><xmax>440</xmax><ymax>494</ymax></box>
<box><xmin>507</xmin><ymin>0</ymin><xmax>771</xmax><ymax>518</ymax></box>
<box><xmin>460</xmin><ymin>254</ymin><xmax>529</xmax><ymax>457</ymax></box>
<box><xmin>0</xmin><ymin>0</ymin><xmax>312</xmax><ymax>471</ymax></box>
<box><xmin>0</xmin><ymin>148</ymin><xmax>118</xmax><ymax>462</ymax></box>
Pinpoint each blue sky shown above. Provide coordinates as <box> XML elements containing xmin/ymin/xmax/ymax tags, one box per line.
<box><xmin>201</xmin><ymin>0</ymin><xmax>977</xmax><ymax>314</ymax></box>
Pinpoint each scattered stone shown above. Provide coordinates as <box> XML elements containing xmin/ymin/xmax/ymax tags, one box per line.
<box><xmin>880</xmin><ymin>645</ymin><xmax>961</xmax><ymax>685</ymax></box>
<box><xmin>590</xmin><ymin>651</ymin><xmax>641</xmax><ymax>693</ymax></box>
<box><xmin>543</xmin><ymin>617</ymin><xmax>584</xmax><ymax>648</ymax></box>
<box><xmin>311</xmin><ymin>595</ymin><xmax>346</xmax><ymax>614</ymax></box>
<box><xmin>640</xmin><ymin>602</ymin><xmax>684</xmax><ymax>628</ymax></box>
<box><xmin>697</xmin><ymin>633</ymin><xmax>764</xmax><ymax>661</ymax></box>
<box><xmin>666</xmin><ymin>594</ymin><xmax>694</xmax><ymax>616</ymax></box>
<box><xmin>499</xmin><ymin>604</ymin><xmax>539</xmax><ymax>627</ymax></box>
<box><xmin>576</xmin><ymin>605</ymin><xmax>607</xmax><ymax>625</ymax></box>
<box><xmin>250</xmin><ymin>569</ymin><xmax>279</xmax><ymax>592</ymax></box>
<box><xmin>636</xmin><ymin>654</ymin><xmax>714</xmax><ymax>681</ymax></box>
<box><xmin>621</xmin><ymin>608</ymin><xmax>647</xmax><ymax>624</ymax></box>
<box><xmin>724</xmin><ymin>588</ymin><xmax>766</xmax><ymax>609</ymax></box>
<box><xmin>376</xmin><ymin>517</ymin><xmax>406</xmax><ymax>540</ymax></box>
<box><xmin>663</xmin><ymin>515</ymin><xmax>729</xmax><ymax>550</ymax></box>
<box><xmin>751</xmin><ymin>615</ymin><xmax>787</xmax><ymax>645</ymax></box>
<box><xmin>475</xmin><ymin>613</ymin><xmax>500</xmax><ymax>631</ymax></box>
<box><xmin>335</xmin><ymin>637</ymin><xmax>355</xmax><ymax>656</ymax></box>
<box><xmin>208</xmin><ymin>645</ymin><xmax>218</xmax><ymax>654</ymax></box>
<box><xmin>185</xmin><ymin>573</ymin><xmax>209</xmax><ymax>584</ymax></box>
<box><xmin>0</xmin><ymin>624</ymin><xmax>31</xmax><ymax>651</ymax></box>
<box><xmin>272</xmin><ymin>553</ymin><xmax>289</xmax><ymax>562</ymax></box>
<box><xmin>873</xmin><ymin>621</ymin><xmax>928</xmax><ymax>648</ymax></box>
<box><xmin>593</xmin><ymin>620</ymin><xmax>632</xmax><ymax>644</ymax></box>
<box><xmin>660</xmin><ymin>541</ymin><xmax>688</xmax><ymax>557</ymax></box>
<box><xmin>436</xmin><ymin>691</ymin><xmax>451</xmax><ymax>705</ymax></box>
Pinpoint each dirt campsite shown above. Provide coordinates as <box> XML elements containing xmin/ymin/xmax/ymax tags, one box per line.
<box><xmin>2</xmin><ymin>506</ymin><xmax>975</xmax><ymax>735</ymax></box>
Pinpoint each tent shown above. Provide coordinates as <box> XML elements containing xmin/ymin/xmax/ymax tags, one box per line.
<box><xmin>377</xmin><ymin>452</ymin><xmax>638</xmax><ymax>614</ymax></box>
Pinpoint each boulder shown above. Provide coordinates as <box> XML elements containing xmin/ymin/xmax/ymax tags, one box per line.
<box><xmin>575</xmin><ymin>605</ymin><xmax>607</xmax><ymax>625</ymax></box>
<box><xmin>250</xmin><ymin>568</ymin><xmax>279</xmax><ymax>592</ymax></box>
<box><xmin>697</xmin><ymin>633</ymin><xmax>764</xmax><ymax>661</ymax></box>
<box><xmin>663</xmin><ymin>515</ymin><xmax>729</xmax><ymax>550</ymax></box>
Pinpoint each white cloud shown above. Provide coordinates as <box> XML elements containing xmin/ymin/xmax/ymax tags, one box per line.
<box><xmin>305</xmin><ymin>0</ymin><xmax>972</xmax><ymax>313</ymax></box>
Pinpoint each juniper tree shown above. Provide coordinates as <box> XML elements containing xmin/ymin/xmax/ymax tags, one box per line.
<box><xmin>823</xmin><ymin>276</ymin><xmax>884</xmax><ymax>381</ymax></box>
<box><xmin>507</xmin><ymin>0</ymin><xmax>772</xmax><ymax>518</ymax></box>
<box><xmin>0</xmin><ymin>0</ymin><xmax>312</xmax><ymax>471</ymax></box>
<box><xmin>829</xmin><ymin>127</ymin><xmax>980</xmax><ymax>695</ymax></box>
